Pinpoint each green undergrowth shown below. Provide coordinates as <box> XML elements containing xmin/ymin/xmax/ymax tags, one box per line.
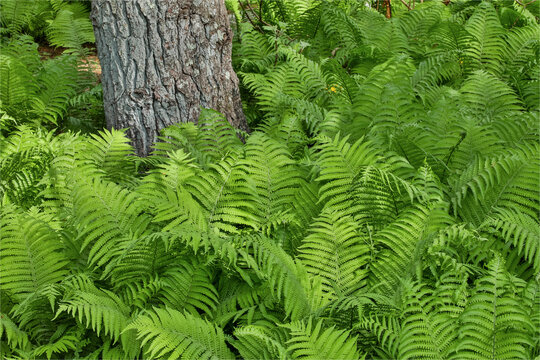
<box><xmin>1</xmin><ymin>0</ymin><xmax>539</xmax><ymax>359</ymax></box>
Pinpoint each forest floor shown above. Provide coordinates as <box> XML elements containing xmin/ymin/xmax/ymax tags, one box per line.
<box><xmin>38</xmin><ymin>43</ymin><xmax>102</xmax><ymax>79</ymax></box>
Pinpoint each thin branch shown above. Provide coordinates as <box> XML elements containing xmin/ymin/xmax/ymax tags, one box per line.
<box><xmin>239</xmin><ymin>1</ymin><xmax>264</xmax><ymax>33</ymax></box>
<box><xmin>399</xmin><ymin>0</ymin><xmax>412</xmax><ymax>10</ymax></box>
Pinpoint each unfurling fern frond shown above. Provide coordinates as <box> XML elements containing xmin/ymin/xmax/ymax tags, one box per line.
<box><xmin>127</xmin><ymin>307</ymin><xmax>234</xmax><ymax>360</ymax></box>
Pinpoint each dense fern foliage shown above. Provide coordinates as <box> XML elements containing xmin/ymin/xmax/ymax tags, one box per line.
<box><xmin>0</xmin><ymin>0</ymin><xmax>102</xmax><ymax>135</ymax></box>
<box><xmin>1</xmin><ymin>0</ymin><xmax>539</xmax><ymax>359</ymax></box>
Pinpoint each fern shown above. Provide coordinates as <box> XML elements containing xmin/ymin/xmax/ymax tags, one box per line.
<box><xmin>452</xmin><ymin>145</ymin><xmax>539</xmax><ymax>225</ymax></box>
<box><xmin>244</xmin><ymin>235</ymin><xmax>312</xmax><ymax>321</ymax></box>
<box><xmin>233</xmin><ymin>324</ymin><xmax>290</xmax><ymax>360</ymax></box>
<box><xmin>369</xmin><ymin>203</ymin><xmax>453</xmax><ymax>293</ymax></box>
<box><xmin>398</xmin><ymin>284</ymin><xmax>460</xmax><ymax>360</ymax></box>
<box><xmin>0</xmin><ymin>313</ymin><xmax>29</xmax><ymax>351</ymax></box>
<box><xmin>285</xmin><ymin>318</ymin><xmax>362</xmax><ymax>360</ymax></box>
<box><xmin>455</xmin><ymin>255</ymin><xmax>534</xmax><ymax>360</ymax></box>
<box><xmin>463</xmin><ymin>2</ymin><xmax>505</xmax><ymax>75</ymax></box>
<box><xmin>0</xmin><ymin>207</ymin><xmax>68</xmax><ymax>302</ymax></box>
<box><xmin>71</xmin><ymin>177</ymin><xmax>151</xmax><ymax>268</ymax></box>
<box><xmin>32</xmin><ymin>333</ymin><xmax>78</xmax><ymax>360</ymax></box>
<box><xmin>1</xmin><ymin>1</ymin><xmax>539</xmax><ymax>358</ymax></box>
<box><xmin>484</xmin><ymin>208</ymin><xmax>540</xmax><ymax>272</ymax></box>
<box><xmin>299</xmin><ymin>211</ymin><xmax>370</xmax><ymax>296</ymax></box>
<box><xmin>186</xmin><ymin>152</ymin><xmax>259</xmax><ymax>233</ymax></box>
<box><xmin>46</xmin><ymin>5</ymin><xmax>95</xmax><ymax>57</ymax></box>
<box><xmin>242</xmin><ymin>132</ymin><xmax>301</xmax><ymax>231</ymax></box>
<box><xmin>158</xmin><ymin>259</ymin><xmax>219</xmax><ymax>316</ymax></box>
<box><xmin>56</xmin><ymin>275</ymin><xmax>130</xmax><ymax>342</ymax></box>
<box><xmin>127</xmin><ymin>307</ymin><xmax>234</xmax><ymax>360</ymax></box>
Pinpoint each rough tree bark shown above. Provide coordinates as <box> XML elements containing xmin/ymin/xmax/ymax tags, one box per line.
<box><xmin>91</xmin><ymin>0</ymin><xmax>248</xmax><ymax>156</ymax></box>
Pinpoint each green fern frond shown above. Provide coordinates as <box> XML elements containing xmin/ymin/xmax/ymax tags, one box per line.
<box><xmin>158</xmin><ymin>259</ymin><xmax>219</xmax><ymax>317</ymax></box>
<box><xmin>369</xmin><ymin>203</ymin><xmax>454</xmax><ymax>293</ymax></box>
<box><xmin>463</xmin><ymin>2</ymin><xmax>505</xmax><ymax>75</ymax></box>
<box><xmin>398</xmin><ymin>284</ymin><xmax>459</xmax><ymax>360</ymax></box>
<box><xmin>0</xmin><ymin>129</ymin><xmax>55</xmax><ymax>207</ymax></box>
<box><xmin>243</xmin><ymin>132</ymin><xmax>301</xmax><ymax>230</ymax></box>
<box><xmin>522</xmin><ymin>279</ymin><xmax>540</xmax><ymax>358</ymax></box>
<box><xmin>452</xmin><ymin>145</ymin><xmax>540</xmax><ymax>224</ymax></box>
<box><xmin>233</xmin><ymin>325</ymin><xmax>290</xmax><ymax>360</ymax></box>
<box><xmin>127</xmin><ymin>307</ymin><xmax>234</xmax><ymax>360</ymax></box>
<box><xmin>244</xmin><ymin>236</ymin><xmax>311</xmax><ymax>320</ymax></box>
<box><xmin>299</xmin><ymin>211</ymin><xmax>370</xmax><ymax>296</ymax></box>
<box><xmin>484</xmin><ymin>208</ymin><xmax>540</xmax><ymax>272</ymax></box>
<box><xmin>285</xmin><ymin>318</ymin><xmax>361</xmax><ymax>360</ymax></box>
<box><xmin>460</xmin><ymin>70</ymin><xmax>522</xmax><ymax>123</ymax></box>
<box><xmin>214</xmin><ymin>279</ymin><xmax>272</xmax><ymax>327</ymax></box>
<box><xmin>0</xmin><ymin>207</ymin><xmax>68</xmax><ymax>302</ymax></box>
<box><xmin>46</xmin><ymin>6</ymin><xmax>95</xmax><ymax>56</ymax></box>
<box><xmin>0</xmin><ymin>35</ymin><xmax>42</xmax><ymax>72</ymax></box>
<box><xmin>314</xmin><ymin>134</ymin><xmax>380</xmax><ymax>214</ymax></box>
<box><xmin>32</xmin><ymin>333</ymin><xmax>78</xmax><ymax>360</ymax></box>
<box><xmin>31</xmin><ymin>55</ymin><xmax>78</xmax><ymax>125</ymax></box>
<box><xmin>0</xmin><ymin>0</ymin><xmax>40</xmax><ymax>35</ymax></box>
<box><xmin>360</xmin><ymin>314</ymin><xmax>401</xmax><ymax>359</ymax></box>
<box><xmin>456</xmin><ymin>255</ymin><xmax>534</xmax><ymax>360</ymax></box>
<box><xmin>137</xmin><ymin>149</ymin><xmax>207</xmax><ymax>232</ymax></box>
<box><xmin>155</xmin><ymin>109</ymin><xmax>243</xmax><ymax>165</ymax></box>
<box><xmin>71</xmin><ymin>177</ymin><xmax>151</xmax><ymax>268</ymax></box>
<box><xmin>82</xmin><ymin>128</ymin><xmax>137</xmax><ymax>185</ymax></box>
<box><xmin>0</xmin><ymin>55</ymin><xmax>38</xmax><ymax>114</ymax></box>
<box><xmin>0</xmin><ymin>313</ymin><xmax>29</xmax><ymax>351</ymax></box>
<box><xmin>57</xmin><ymin>276</ymin><xmax>130</xmax><ymax>342</ymax></box>
<box><xmin>186</xmin><ymin>152</ymin><xmax>259</xmax><ymax>233</ymax></box>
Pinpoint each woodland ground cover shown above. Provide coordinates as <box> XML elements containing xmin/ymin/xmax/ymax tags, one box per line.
<box><xmin>0</xmin><ymin>0</ymin><xmax>539</xmax><ymax>359</ymax></box>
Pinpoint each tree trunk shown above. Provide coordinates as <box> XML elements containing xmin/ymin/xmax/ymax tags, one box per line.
<box><xmin>91</xmin><ymin>0</ymin><xmax>248</xmax><ymax>156</ymax></box>
<box><xmin>384</xmin><ymin>0</ymin><xmax>392</xmax><ymax>18</ymax></box>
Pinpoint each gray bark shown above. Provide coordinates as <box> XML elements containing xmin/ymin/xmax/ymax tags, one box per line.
<box><xmin>91</xmin><ymin>0</ymin><xmax>248</xmax><ymax>156</ymax></box>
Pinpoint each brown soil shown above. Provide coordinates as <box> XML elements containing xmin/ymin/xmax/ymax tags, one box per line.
<box><xmin>79</xmin><ymin>55</ymin><xmax>102</xmax><ymax>78</ymax></box>
<box><xmin>38</xmin><ymin>44</ymin><xmax>102</xmax><ymax>80</ymax></box>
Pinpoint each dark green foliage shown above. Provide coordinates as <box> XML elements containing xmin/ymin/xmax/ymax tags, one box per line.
<box><xmin>1</xmin><ymin>1</ymin><xmax>539</xmax><ymax>359</ymax></box>
<box><xmin>0</xmin><ymin>0</ymin><xmax>101</xmax><ymax>134</ymax></box>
